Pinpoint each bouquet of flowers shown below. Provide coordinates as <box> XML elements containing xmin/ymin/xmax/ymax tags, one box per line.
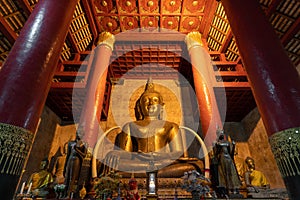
<box><xmin>181</xmin><ymin>170</ymin><xmax>215</xmax><ymax>199</ymax></box>
<box><xmin>94</xmin><ymin>171</ymin><xmax>122</xmax><ymax>200</ymax></box>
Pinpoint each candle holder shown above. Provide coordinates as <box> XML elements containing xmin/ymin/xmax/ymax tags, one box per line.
<box><xmin>16</xmin><ymin>182</ymin><xmax>33</xmax><ymax>200</ymax></box>
<box><xmin>15</xmin><ymin>193</ymin><xmax>32</xmax><ymax>200</ymax></box>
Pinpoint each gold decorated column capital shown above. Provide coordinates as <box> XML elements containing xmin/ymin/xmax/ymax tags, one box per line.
<box><xmin>184</xmin><ymin>31</ymin><xmax>203</xmax><ymax>51</ymax></box>
<box><xmin>96</xmin><ymin>32</ymin><xmax>115</xmax><ymax>51</ymax></box>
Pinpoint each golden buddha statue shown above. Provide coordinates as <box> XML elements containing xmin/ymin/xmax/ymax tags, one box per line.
<box><xmin>100</xmin><ymin>79</ymin><xmax>203</xmax><ymax>178</ymax></box>
<box><xmin>51</xmin><ymin>143</ymin><xmax>68</xmax><ymax>184</ymax></box>
<box><xmin>244</xmin><ymin>157</ymin><xmax>288</xmax><ymax>198</ymax></box>
<box><xmin>26</xmin><ymin>158</ymin><xmax>53</xmax><ymax>197</ymax></box>
<box><xmin>234</xmin><ymin>147</ymin><xmax>247</xmax><ymax>185</ymax></box>
<box><xmin>245</xmin><ymin>157</ymin><xmax>269</xmax><ymax>189</ymax></box>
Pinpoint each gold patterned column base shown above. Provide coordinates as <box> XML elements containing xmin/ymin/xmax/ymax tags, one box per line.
<box><xmin>269</xmin><ymin>127</ymin><xmax>300</xmax><ymax>178</ymax></box>
<box><xmin>0</xmin><ymin>123</ymin><xmax>33</xmax><ymax>176</ymax></box>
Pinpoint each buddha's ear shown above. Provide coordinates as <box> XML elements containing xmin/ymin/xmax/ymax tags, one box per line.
<box><xmin>159</xmin><ymin>104</ymin><xmax>165</xmax><ymax>120</ymax></box>
<box><xmin>134</xmin><ymin>100</ymin><xmax>143</xmax><ymax>120</ymax></box>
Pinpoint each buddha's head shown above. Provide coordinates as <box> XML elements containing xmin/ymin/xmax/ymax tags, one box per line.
<box><xmin>135</xmin><ymin>78</ymin><xmax>164</xmax><ymax>120</ymax></box>
<box><xmin>39</xmin><ymin>158</ymin><xmax>49</xmax><ymax>170</ymax></box>
<box><xmin>245</xmin><ymin>157</ymin><xmax>255</xmax><ymax>171</ymax></box>
<box><xmin>216</xmin><ymin>128</ymin><xmax>225</xmax><ymax>141</ymax></box>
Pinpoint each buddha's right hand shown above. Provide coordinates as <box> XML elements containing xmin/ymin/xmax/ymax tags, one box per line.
<box><xmin>134</xmin><ymin>151</ymin><xmax>155</xmax><ymax>161</ymax></box>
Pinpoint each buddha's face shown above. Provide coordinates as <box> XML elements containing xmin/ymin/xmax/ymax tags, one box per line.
<box><xmin>39</xmin><ymin>160</ymin><xmax>48</xmax><ymax>170</ymax></box>
<box><xmin>140</xmin><ymin>92</ymin><xmax>163</xmax><ymax>118</ymax></box>
<box><xmin>246</xmin><ymin>159</ymin><xmax>255</xmax><ymax>170</ymax></box>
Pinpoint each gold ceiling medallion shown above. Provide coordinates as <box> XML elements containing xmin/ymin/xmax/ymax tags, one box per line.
<box><xmin>119</xmin><ymin>0</ymin><xmax>137</xmax><ymax>13</ymax></box>
<box><xmin>126</xmin><ymin>1</ymin><xmax>131</xmax><ymax>6</ymax></box>
<box><xmin>100</xmin><ymin>17</ymin><xmax>119</xmax><ymax>33</ymax></box>
<box><xmin>162</xmin><ymin>16</ymin><xmax>178</xmax><ymax>29</ymax></box>
<box><xmin>0</xmin><ymin>123</ymin><xmax>33</xmax><ymax>176</ymax></box>
<box><xmin>140</xmin><ymin>0</ymin><xmax>159</xmax><ymax>13</ymax></box>
<box><xmin>94</xmin><ymin>0</ymin><xmax>113</xmax><ymax>13</ymax></box>
<box><xmin>164</xmin><ymin>0</ymin><xmax>181</xmax><ymax>13</ymax></box>
<box><xmin>269</xmin><ymin>127</ymin><xmax>300</xmax><ymax>178</ymax></box>
<box><xmin>147</xmin><ymin>1</ymin><xmax>154</xmax><ymax>7</ymax></box>
<box><xmin>185</xmin><ymin>0</ymin><xmax>205</xmax><ymax>13</ymax></box>
<box><xmin>170</xmin><ymin>1</ymin><xmax>176</xmax><ymax>6</ymax></box>
<box><xmin>102</xmin><ymin>0</ymin><xmax>107</xmax><ymax>6</ymax></box>
<box><xmin>182</xmin><ymin>17</ymin><xmax>200</xmax><ymax>31</ymax></box>
<box><xmin>142</xmin><ymin>16</ymin><xmax>158</xmax><ymax>28</ymax></box>
<box><xmin>122</xmin><ymin>16</ymin><xmax>138</xmax><ymax>30</ymax></box>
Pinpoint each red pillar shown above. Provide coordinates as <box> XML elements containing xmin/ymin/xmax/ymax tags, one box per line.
<box><xmin>221</xmin><ymin>0</ymin><xmax>300</xmax><ymax>198</ymax></box>
<box><xmin>185</xmin><ymin>32</ymin><xmax>223</xmax><ymax>149</ymax></box>
<box><xmin>78</xmin><ymin>32</ymin><xmax>115</xmax><ymax>150</ymax></box>
<box><xmin>0</xmin><ymin>0</ymin><xmax>79</xmax><ymax>199</ymax></box>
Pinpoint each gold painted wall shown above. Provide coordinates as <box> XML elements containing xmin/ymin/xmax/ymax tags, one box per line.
<box><xmin>242</xmin><ymin>108</ymin><xmax>285</xmax><ymax>188</ymax></box>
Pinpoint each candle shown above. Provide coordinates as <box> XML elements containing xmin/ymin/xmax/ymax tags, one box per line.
<box><xmin>20</xmin><ymin>182</ymin><xmax>25</xmax><ymax>194</ymax></box>
<box><xmin>27</xmin><ymin>182</ymin><xmax>32</xmax><ymax>194</ymax></box>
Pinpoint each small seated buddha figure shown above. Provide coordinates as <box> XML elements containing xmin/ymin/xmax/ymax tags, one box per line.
<box><xmin>245</xmin><ymin>157</ymin><xmax>270</xmax><ymax>192</ymax></box>
<box><xmin>244</xmin><ymin>157</ymin><xmax>289</xmax><ymax>198</ymax></box>
<box><xmin>100</xmin><ymin>79</ymin><xmax>203</xmax><ymax>178</ymax></box>
<box><xmin>26</xmin><ymin>158</ymin><xmax>54</xmax><ymax>197</ymax></box>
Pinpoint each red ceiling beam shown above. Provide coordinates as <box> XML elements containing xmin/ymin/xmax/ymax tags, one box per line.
<box><xmin>17</xmin><ymin>0</ymin><xmax>32</xmax><ymax>16</ymax></box>
<box><xmin>51</xmin><ymin>82</ymin><xmax>86</xmax><ymax>89</ymax></box>
<box><xmin>281</xmin><ymin>17</ymin><xmax>300</xmax><ymax>46</ymax></box>
<box><xmin>215</xmin><ymin>82</ymin><xmax>250</xmax><ymax>88</ymax></box>
<box><xmin>215</xmin><ymin>71</ymin><xmax>248</xmax><ymax>76</ymax></box>
<box><xmin>67</xmin><ymin>32</ymin><xmax>81</xmax><ymax>53</ymax></box>
<box><xmin>265</xmin><ymin>0</ymin><xmax>282</xmax><ymax>17</ymax></box>
<box><xmin>81</xmin><ymin>0</ymin><xmax>98</xmax><ymax>44</ymax></box>
<box><xmin>115</xmin><ymin>32</ymin><xmax>185</xmax><ymax>41</ymax></box>
<box><xmin>85</xmin><ymin>0</ymin><xmax>102</xmax><ymax>35</ymax></box>
<box><xmin>0</xmin><ymin>16</ymin><xmax>18</xmax><ymax>44</ymax></box>
<box><xmin>219</xmin><ymin>29</ymin><xmax>233</xmax><ymax>53</ymax></box>
<box><xmin>201</xmin><ymin>0</ymin><xmax>218</xmax><ymax>39</ymax></box>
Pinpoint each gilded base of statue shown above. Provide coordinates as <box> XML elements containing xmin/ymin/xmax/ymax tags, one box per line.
<box><xmin>228</xmin><ymin>193</ymin><xmax>244</xmax><ymax>199</ymax></box>
<box><xmin>120</xmin><ymin>177</ymin><xmax>192</xmax><ymax>199</ymax></box>
<box><xmin>146</xmin><ymin>194</ymin><xmax>158</xmax><ymax>200</ymax></box>
<box><xmin>15</xmin><ymin>194</ymin><xmax>33</xmax><ymax>200</ymax></box>
<box><xmin>247</xmin><ymin>187</ymin><xmax>289</xmax><ymax>199</ymax></box>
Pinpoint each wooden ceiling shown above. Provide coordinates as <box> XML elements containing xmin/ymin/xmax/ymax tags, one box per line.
<box><xmin>0</xmin><ymin>0</ymin><xmax>299</xmax><ymax>123</ymax></box>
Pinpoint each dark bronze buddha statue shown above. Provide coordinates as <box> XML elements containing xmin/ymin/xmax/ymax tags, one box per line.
<box><xmin>99</xmin><ymin>79</ymin><xmax>204</xmax><ymax>178</ymax></box>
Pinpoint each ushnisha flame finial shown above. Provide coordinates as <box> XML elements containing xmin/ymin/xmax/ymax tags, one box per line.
<box><xmin>144</xmin><ymin>77</ymin><xmax>155</xmax><ymax>93</ymax></box>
